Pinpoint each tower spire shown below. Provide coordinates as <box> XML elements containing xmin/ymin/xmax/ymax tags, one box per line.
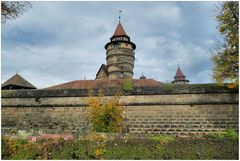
<box><xmin>119</xmin><ymin>10</ymin><xmax>122</xmax><ymax>23</ymax></box>
<box><xmin>172</xmin><ymin>64</ymin><xmax>189</xmax><ymax>84</ymax></box>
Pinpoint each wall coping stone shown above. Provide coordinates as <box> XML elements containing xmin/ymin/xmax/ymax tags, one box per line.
<box><xmin>2</xmin><ymin>83</ymin><xmax>238</xmax><ymax>98</ymax></box>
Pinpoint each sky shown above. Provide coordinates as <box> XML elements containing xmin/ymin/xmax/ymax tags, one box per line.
<box><xmin>1</xmin><ymin>1</ymin><xmax>220</xmax><ymax>89</ymax></box>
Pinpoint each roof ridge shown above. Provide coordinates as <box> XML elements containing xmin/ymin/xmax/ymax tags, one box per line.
<box><xmin>1</xmin><ymin>73</ymin><xmax>36</xmax><ymax>89</ymax></box>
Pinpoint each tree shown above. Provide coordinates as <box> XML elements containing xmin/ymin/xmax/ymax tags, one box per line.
<box><xmin>1</xmin><ymin>1</ymin><xmax>32</xmax><ymax>23</ymax></box>
<box><xmin>212</xmin><ymin>2</ymin><xmax>239</xmax><ymax>84</ymax></box>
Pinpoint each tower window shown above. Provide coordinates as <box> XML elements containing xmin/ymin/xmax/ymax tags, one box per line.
<box><xmin>120</xmin><ymin>66</ymin><xmax>124</xmax><ymax>78</ymax></box>
<box><xmin>114</xmin><ymin>42</ymin><xmax>121</xmax><ymax>49</ymax></box>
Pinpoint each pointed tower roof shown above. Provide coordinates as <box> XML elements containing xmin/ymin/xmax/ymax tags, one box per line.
<box><xmin>172</xmin><ymin>65</ymin><xmax>189</xmax><ymax>84</ymax></box>
<box><xmin>174</xmin><ymin>67</ymin><xmax>185</xmax><ymax>80</ymax></box>
<box><xmin>106</xmin><ymin>21</ymin><xmax>136</xmax><ymax>49</ymax></box>
<box><xmin>112</xmin><ymin>22</ymin><xmax>129</xmax><ymax>37</ymax></box>
<box><xmin>110</xmin><ymin>22</ymin><xmax>130</xmax><ymax>42</ymax></box>
<box><xmin>2</xmin><ymin>73</ymin><xmax>37</xmax><ymax>89</ymax></box>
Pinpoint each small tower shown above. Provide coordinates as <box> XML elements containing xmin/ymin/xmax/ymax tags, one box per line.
<box><xmin>105</xmin><ymin>19</ymin><xmax>136</xmax><ymax>79</ymax></box>
<box><xmin>172</xmin><ymin>65</ymin><xmax>189</xmax><ymax>84</ymax></box>
<box><xmin>140</xmin><ymin>72</ymin><xmax>146</xmax><ymax>79</ymax></box>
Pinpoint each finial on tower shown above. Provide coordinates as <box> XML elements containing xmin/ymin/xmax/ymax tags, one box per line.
<box><xmin>119</xmin><ymin>10</ymin><xmax>122</xmax><ymax>23</ymax></box>
<box><xmin>177</xmin><ymin>60</ymin><xmax>180</xmax><ymax>68</ymax></box>
<box><xmin>140</xmin><ymin>72</ymin><xmax>146</xmax><ymax>79</ymax></box>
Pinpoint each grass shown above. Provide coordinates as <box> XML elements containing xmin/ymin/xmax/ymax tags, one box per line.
<box><xmin>2</xmin><ymin>133</ymin><xmax>238</xmax><ymax>160</ymax></box>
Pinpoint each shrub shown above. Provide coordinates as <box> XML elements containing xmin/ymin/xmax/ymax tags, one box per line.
<box><xmin>1</xmin><ymin>137</ymin><xmax>238</xmax><ymax>160</ymax></box>
<box><xmin>1</xmin><ymin>137</ymin><xmax>36</xmax><ymax>160</ymax></box>
<box><xmin>204</xmin><ymin>129</ymin><xmax>238</xmax><ymax>140</ymax></box>
<box><xmin>122</xmin><ymin>78</ymin><xmax>133</xmax><ymax>93</ymax></box>
<box><xmin>87</xmin><ymin>89</ymin><xmax>124</xmax><ymax>133</ymax></box>
<box><xmin>163</xmin><ymin>81</ymin><xmax>174</xmax><ymax>91</ymax></box>
<box><xmin>150</xmin><ymin>135</ymin><xmax>175</xmax><ymax>145</ymax></box>
<box><xmin>224</xmin><ymin>129</ymin><xmax>238</xmax><ymax>140</ymax></box>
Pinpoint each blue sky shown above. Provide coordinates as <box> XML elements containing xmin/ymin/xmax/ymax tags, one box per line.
<box><xmin>2</xmin><ymin>1</ymin><xmax>220</xmax><ymax>88</ymax></box>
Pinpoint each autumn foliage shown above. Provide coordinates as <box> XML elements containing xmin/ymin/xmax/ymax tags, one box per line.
<box><xmin>212</xmin><ymin>2</ymin><xmax>239</xmax><ymax>84</ymax></box>
<box><xmin>87</xmin><ymin>89</ymin><xmax>124</xmax><ymax>133</ymax></box>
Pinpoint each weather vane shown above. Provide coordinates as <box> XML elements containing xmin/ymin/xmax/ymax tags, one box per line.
<box><xmin>119</xmin><ymin>10</ymin><xmax>122</xmax><ymax>22</ymax></box>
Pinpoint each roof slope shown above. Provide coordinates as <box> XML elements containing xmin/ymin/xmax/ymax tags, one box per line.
<box><xmin>96</xmin><ymin>64</ymin><xmax>108</xmax><ymax>76</ymax></box>
<box><xmin>174</xmin><ymin>67</ymin><xmax>186</xmax><ymax>80</ymax></box>
<box><xmin>2</xmin><ymin>73</ymin><xmax>36</xmax><ymax>89</ymax></box>
<box><xmin>112</xmin><ymin>22</ymin><xmax>129</xmax><ymax>37</ymax></box>
<box><xmin>46</xmin><ymin>79</ymin><xmax>163</xmax><ymax>90</ymax></box>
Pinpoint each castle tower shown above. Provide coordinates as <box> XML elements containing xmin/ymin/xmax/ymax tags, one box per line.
<box><xmin>172</xmin><ymin>65</ymin><xmax>189</xmax><ymax>84</ymax></box>
<box><xmin>104</xmin><ymin>21</ymin><xmax>136</xmax><ymax>79</ymax></box>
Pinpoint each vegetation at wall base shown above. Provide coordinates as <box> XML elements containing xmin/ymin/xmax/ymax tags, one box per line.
<box><xmin>87</xmin><ymin>89</ymin><xmax>124</xmax><ymax>133</ymax></box>
<box><xmin>2</xmin><ymin>133</ymin><xmax>238</xmax><ymax>160</ymax></box>
<box><xmin>204</xmin><ymin>129</ymin><xmax>238</xmax><ymax>140</ymax></box>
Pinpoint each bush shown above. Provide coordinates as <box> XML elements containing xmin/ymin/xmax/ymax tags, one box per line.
<box><xmin>150</xmin><ymin>135</ymin><xmax>175</xmax><ymax>145</ymax></box>
<box><xmin>1</xmin><ymin>137</ymin><xmax>37</xmax><ymax>160</ymax></box>
<box><xmin>2</xmin><ymin>136</ymin><xmax>238</xmax><ymax>160</ymax></box>
<box><xmin>87</xmin><ymin>89</ymin><xmax>124</xmax><ymax>133</ymax></box>
<box><xmin>224</xmin><ymin>129</ymin><xmax>238</xmax><ymax>140</ymax></box>
<box><xmin>204</xmin><ymin>129</ymin><xmax>238</xmax><ymax>140</ymax></box>
<box><xmin>122</xmin><ymin>79</ymin><xmax>133</xmax><ymax>93</ymax></box>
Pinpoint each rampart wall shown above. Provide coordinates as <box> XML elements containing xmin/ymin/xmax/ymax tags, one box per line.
<box><xmin>2</xmin><ymin>84</ymin><xmax>239</xmax><ymax>136</ymax></box>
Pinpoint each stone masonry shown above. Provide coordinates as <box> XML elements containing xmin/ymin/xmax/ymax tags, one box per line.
<box><xmin>1</xmin><ymin>84</ymin><xmax>239</xmax><ymax>136</ymax></box>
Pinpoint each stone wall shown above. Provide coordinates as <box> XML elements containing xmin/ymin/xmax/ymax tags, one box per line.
<box><xmin>1</xmin><ymin>84</ymin><xmax>239</xmax><ymax>136</ymax></box>
<box><xmin>2</xmin><ymin>107</ymin><xmax>88</xmax><ymax>136</ymax></box>
<box><xmin>125</xmin><ymin>104</ymin><xmax>238</xmax><ymax>135</ymax></box>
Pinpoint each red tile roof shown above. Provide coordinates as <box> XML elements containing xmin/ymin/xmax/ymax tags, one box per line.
<box><xmin>45</xmin><ymin>79</ymin><xmax>163</xmax><ymax>90</ymax></box>
<box><xmin>112</xmin><ymin>22</ymin><xmax>129</xmax><ymax>37</ymax></box>
<box><xmin>174</xmin><ymin>67</ymin><xmax>186</xmax><ymax>80</ymax></box>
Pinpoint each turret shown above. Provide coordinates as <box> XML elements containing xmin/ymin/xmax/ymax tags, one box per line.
<box><xmin>172</xmin><ymin>65</ymin><xmax>189</xmax><ymax>84</ymax></box>
<box><xmin>105</xmin><ymin>21</ymin><xmax>136</xmax><ymax>79</ymax></box>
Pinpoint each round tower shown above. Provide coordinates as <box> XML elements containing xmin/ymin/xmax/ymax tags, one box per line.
<box><xmin>105</xmin><ymin>22</ymin><xmax>136</xmax><ymax>79</ymax></box>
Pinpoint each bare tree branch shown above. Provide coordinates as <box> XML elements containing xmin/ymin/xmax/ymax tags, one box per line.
<box><xmin>1</xmin><ymin>1</ymin><xmax>32</xmax><ymax>23</ymax></box>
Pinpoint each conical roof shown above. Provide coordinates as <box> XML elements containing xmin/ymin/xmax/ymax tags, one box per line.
<box><xmin>112</xmin><ymin>22</ymin><xmax>129</xmax><ymax>37</ymax></box>
<box><xmin>174</xmin><ymin>67</ymin><xmax>185</xmax><ymax>80</ymax></box>
<box><xmin>2</xmin><ymin>73</ymin><xmax>36</xmax><ymax>89</ymax></box>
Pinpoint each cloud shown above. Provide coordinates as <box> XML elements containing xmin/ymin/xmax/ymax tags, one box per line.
<box><xmin>1</xmin><ymin>2</ymin><xmax>218</xmax><ymax>88</ymax></box>
<box><xmin>134</xmin><ymin>34</ymin><xmax>213</xmax><ymax>83</ymax></box>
